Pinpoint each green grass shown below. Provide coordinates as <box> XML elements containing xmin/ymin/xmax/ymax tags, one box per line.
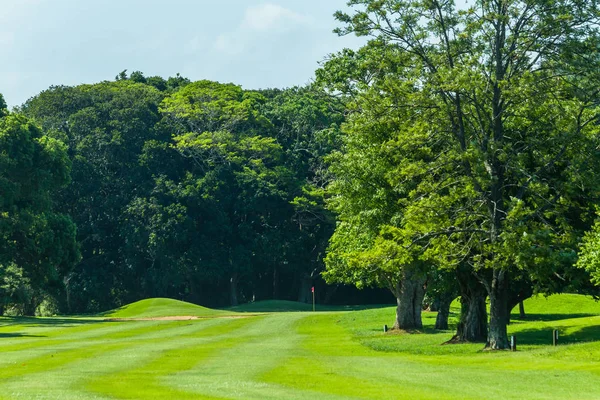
<box><xmin>103</xmin><ymin>297</ymin><xmax>232</xmax><ymax>318</ymax></box>
<box><xmin>0</xmin><ymin>294</ymin><xmax>599</xmax><ymax>399</ymax></box>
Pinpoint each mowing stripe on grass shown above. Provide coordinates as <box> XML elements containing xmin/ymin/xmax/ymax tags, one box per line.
<box><xmin>165</xmin><ymin>313</ymin><xmax>340</xmax><ymax>400</ymax></box>
<box><xmin>85</xmin><ymin>317</ymin><xmax>258</xmax><ymax>399</ymax></box>
<box><xmin>0</xmin><ymin>318</ymin><xmax>249</xmax><ymax>399</ymax></box>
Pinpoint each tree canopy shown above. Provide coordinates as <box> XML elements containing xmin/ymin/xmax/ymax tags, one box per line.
<box><xmin>320</xmin><ymin>0</ymin><xmax>600</xmax><ymax>348</ymax></box>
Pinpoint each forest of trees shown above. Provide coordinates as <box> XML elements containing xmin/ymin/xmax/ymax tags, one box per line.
<box><xmin>2</xmin><ymin>0</ymin><xmax>600</xmax><ymax>350</ymax></box>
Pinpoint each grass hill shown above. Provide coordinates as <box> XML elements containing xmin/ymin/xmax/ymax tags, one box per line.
<box><xmin>101</xmin><ymin>298</ymin><xmax>232</xmax><ymax>318</ymax></box>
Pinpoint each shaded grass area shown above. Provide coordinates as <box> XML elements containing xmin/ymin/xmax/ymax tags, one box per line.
<box><xmin>0</xmin><ymin>294</ymin><xmax>599</xmax><ymax>399</ymax></box>
<box><xmin>228</xmin><ymin>299</ymin><xmax>393</xmax><ymax>313</ymax></box>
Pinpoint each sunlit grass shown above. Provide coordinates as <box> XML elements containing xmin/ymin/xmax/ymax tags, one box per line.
<box><xmin>0</xmin><ymin>294</ymin><xmax>599</xmax><ymax>399</ymax></box>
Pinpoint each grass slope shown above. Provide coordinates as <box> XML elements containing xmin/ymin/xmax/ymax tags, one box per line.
<box><xmin>103</xmin><ymin>298</ymin><xmax>232</xmax><ymax>318</ymax></box>
<box><xmin>0</xmin><ymin>294</ymin><xmax>598</xmax><ymax>399</ymax></box>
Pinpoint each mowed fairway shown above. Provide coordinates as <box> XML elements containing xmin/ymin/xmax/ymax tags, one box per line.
<box><xmin>1</xmin><ymin>295</ymin><xmax>600</xmax><ymax>399</ymax></box>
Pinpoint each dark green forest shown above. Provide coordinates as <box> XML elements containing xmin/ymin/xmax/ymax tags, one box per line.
<box><xmin>2</xmin><ymin>73</ymin><xmax>386</xmax><ymax>314</ymax></box>
<box><xmin>2</xmin><ymin>0</ymin><xmax>600</xmax><ymax>350</ymax></box>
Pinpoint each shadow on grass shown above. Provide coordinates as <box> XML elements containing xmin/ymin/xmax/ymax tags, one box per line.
<box><xmin>511</xmin><ymin>313</ymin><xmax>598</xmax><ymax>322</ymax></box>
<box><xmin>228</xmin><ymin>300</ymin><xmax>395</xmax><ymax>313</ymax></box>
<box><xmin>0</xmin><ymin>332</ymin><xmax>46</xmax><ymax>338</ymax></box>
<box><xmin>0</xmin><ymin>316</ymin><xmax>104</xmax><ymax>328</ymax></box>
<box><xmin>512</xmin><ymin>324</ymin><xmax>600</xmax><ymax>346</ymax></box>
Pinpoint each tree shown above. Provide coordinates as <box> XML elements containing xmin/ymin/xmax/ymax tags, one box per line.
<box><xmin>317</xmin><ymin>45</ymin><xmax>431</xmax><ymax>329</ymax></box>
<box><xmin>326</xmin><ymin>0</ymin><xmax>600</xmax><ymax>348</ymax></box>
<box><xmin>22</xmin><ymin>81</ymin><xmax>167</xmax><ymax>312</ymax></box>
<box><xmin>146</xmin><ymin>81</ymin><xmax>291</xmax><ymax>306</ymax></box>
<box><xmin>0</xmin><ymin>94</ymin><xmax>7</xmax><ymax>116</ymax></box>
<box><xmin>0</xmin><ymin>109</ymin><xmax>78</xmax><ymax>314</ymax></box>
<box><xmin>262</xmin><ymin>86</ymin><xmax>344</xmax><ymax>302</ymax></box>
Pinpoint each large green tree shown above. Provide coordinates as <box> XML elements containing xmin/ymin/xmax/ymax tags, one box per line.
<box><xmin>23</xmin><ymin>81</ymin><xmax>167</xmax><ymax>312</ymax></box>
<box><xmin>324</xmin><ymin>0</ymin><xmax>600</xmax><ymax>348</ymax></box>
<box><xmin>0</xmin><ymin>105</ymin><xmax>78</xmax><ymax>314</ymax></box>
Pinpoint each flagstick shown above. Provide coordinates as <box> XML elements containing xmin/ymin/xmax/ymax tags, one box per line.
<box><xmin>312</xmin><ymin>286</ymin><xmax>315</xmax><ymax>312</ymax></box>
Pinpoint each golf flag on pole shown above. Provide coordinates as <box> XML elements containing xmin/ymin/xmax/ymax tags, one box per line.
<box><xmin>311</xmin><ymin>286</ymin><xmax>314</xmax><ymax>293</ymax></box>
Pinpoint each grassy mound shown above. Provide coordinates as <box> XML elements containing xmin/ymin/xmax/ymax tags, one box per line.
<box><xmin>102</xmin><ymin>298</ymin><xmax>231</xmax><ymax>318</ymax></box>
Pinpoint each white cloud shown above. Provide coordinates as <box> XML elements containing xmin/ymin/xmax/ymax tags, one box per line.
<box><xmin>213</xmin><ymin>3</ymin><xmax>311</xmax><ymax>55</ymax></box>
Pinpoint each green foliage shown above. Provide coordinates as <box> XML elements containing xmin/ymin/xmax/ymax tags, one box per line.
<box><xmin>577</xmin><ymin>218</ymin><xmax>600</xmax><ymax>286</ymax></box>
<box><xmin>0</xmin><ymin>93</ymin><xmax>7</xmax><ymax>116</ymax></box>
<box><xmin>22</xmin><ymin>80</ymin><xmax>167</xmax><ymax>312</ymax></box>
<box><xmin>0</xmin><ymin>111</ymin><xmax>78</xmax><ymax>314</ymax></box>
<box><xmin>321</xmin><ymin>0</ymin><xmax>600</xmax><ymax>347</ymax></box>
<box><xmin>20</xmin><ymin>76</ymin><xmax>349</xmax><ymax>311</ymax></box>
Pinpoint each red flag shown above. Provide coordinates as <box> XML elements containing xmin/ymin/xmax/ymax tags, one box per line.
<box><xmin>311</xmin><ymin>286</ymin><xmax>314</xmax><ymax>293</ymax></box>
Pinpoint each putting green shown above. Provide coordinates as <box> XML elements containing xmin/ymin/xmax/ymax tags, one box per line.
<box><xmin>0</xmin><ymin>294</ymin><xmax>599</xmax><ymax>399</ymax></box>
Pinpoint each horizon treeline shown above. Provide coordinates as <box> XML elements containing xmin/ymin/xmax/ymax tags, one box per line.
<box><xmin>0</xmin><ymin>70</ymin><xmax>392</xmax><ymax>314</ymax></box>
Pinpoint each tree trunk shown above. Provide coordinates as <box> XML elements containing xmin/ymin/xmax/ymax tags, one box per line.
<box><xmin>434</xmin><ymin>295</ymin><xmax>453</xmax><ymax>330</ymax></box>
<box><xmin>230</xmin><ymin>273</ymin><xmax>239</xmax><ymax>307</ymax></box>
<box><xmin>392</xmin><ymin>271</ymin><xmax>426</xmax><ymax>330</ymax></box>
<box><xmin>486</xmin><ymin>270</ymin><xmax>510</xmax><ymax>350</ymax></box>
<box><xmin>455</xmin><ymin>290</ymin><xmax>487</xmax><ymax>342</ymax></box>
<box><xmin>519</xmin><ymin>301</ymin><xmax>525</xmax><ymax>319</ymax></box>
<box><xmin>454</xmin><ymin>266</ymin><xmax>487</xmax><ymax>342</ymax></box>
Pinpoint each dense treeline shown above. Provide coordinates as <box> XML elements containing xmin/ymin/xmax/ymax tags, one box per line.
<box><xmin>3</xmin><ymin>0</ymin><xmax>600</xmax><ymax>352</ymax></box>
<box><xmin>0</xmin><ymin>72</ymin><xmax>391</xmax><ymax>314</ymax></box>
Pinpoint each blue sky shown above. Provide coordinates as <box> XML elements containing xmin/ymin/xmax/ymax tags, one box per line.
<box><xmin>0</xmin><ymin>0</ymin><xmax>364</xmax><ymax>108</ymax></box>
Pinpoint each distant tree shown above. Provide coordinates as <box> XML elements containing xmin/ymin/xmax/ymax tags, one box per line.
<box><xmin>0</xmin><ymin>110</ymin><xmax>78</xmax><ymax>314</ymax></box>
<box><xmin>0</xmin><ymin>94</ymin><xmax>7</xmax><ymax>116</ymax></box>
<box><xmin>22</xmin><ymin>81</ymin><xmax>166</xmax><ymax>312</ymax></box>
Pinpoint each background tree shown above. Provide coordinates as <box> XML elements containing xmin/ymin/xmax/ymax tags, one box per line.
<box><xmin>23</xmin><ymin>80</ymin><xmax>167</xmax><ymax>312</ymax></box>
<box><xmin>0</xmin><ymin>108</ymin><xmax>78</xmax><ymax>314</ymax></box>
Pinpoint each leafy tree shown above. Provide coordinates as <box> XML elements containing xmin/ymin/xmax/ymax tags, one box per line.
<box><xmin>0</xmin><ymin>94</ymin><xmax>7</xmax><ymax>116</ymax></box>
<box><xmin>325</xmin><ymin>0</ymin><xmax>600</xmax><ymax>348</ymax></box>
<box><xmin>0</xmin><ymin>110</ymin><xmax>78</xmax><ymax>314</ymax></box>
<box><xmin>22</xmin><ymin>81</ymin><xmax>167</xmax><ymax>312</ymax></box>
<box><xmin>262</xmin><ymin>86</ymin><xmax>344</xmax><ymax>302</ymax></box>
<box><xmin>134</xmin><ymin>81</ymin><xmax>290</xmax><ymax>306</ymax></box>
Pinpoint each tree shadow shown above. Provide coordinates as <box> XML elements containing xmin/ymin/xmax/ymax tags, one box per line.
<box><xmin>511</xmin><ymin>313</ymin><xmax>598</xmax><ymax>322</ymax></box>
<box><xmin>227</xmin><ymin>300</ymin><xmax>395</xmax><ymax>313</ymax></box>
<box><xmin>0</xmin><ymin>316</ymin><xmax>104</xmax><ymax>328</ymax></box>
<box><xmin>0</xmin><ymin>332</ymin><xmax>46</xmax><ymax>338</ymax></box>
<box><xmin>511</xmin><ymin>324</ymin><xmax>600</xmax><ymax>346</ymax></box>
